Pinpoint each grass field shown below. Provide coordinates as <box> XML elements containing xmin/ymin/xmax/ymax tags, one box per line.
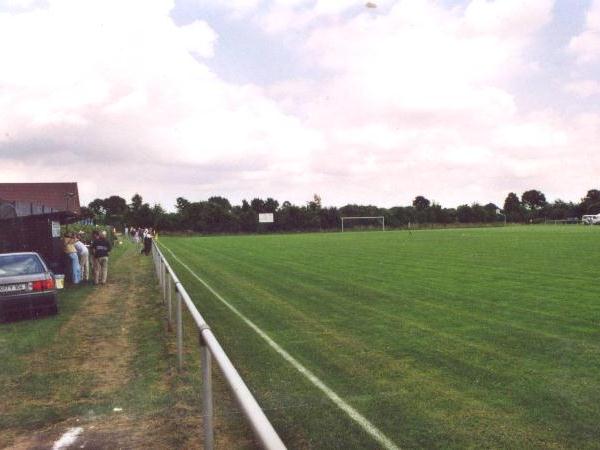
<box><xmin>160</xmin><ymin>226</ymin><xmax>600</xmax><ymax>449</ymax></box>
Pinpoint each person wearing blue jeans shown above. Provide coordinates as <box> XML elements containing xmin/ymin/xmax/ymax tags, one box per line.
<box><xmin>63</xmin><ymin>233</ymin><xmax>81</xmax><ymax>284</ymax></box>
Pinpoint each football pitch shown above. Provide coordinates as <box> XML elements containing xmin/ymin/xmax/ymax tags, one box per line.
<box><xmin>160</xmin><ymin>226</ymin><xmax>600</xmax><ymax>449</ymax></box>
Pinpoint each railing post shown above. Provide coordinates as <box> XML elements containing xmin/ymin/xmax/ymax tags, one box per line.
<box><xmin>163</xmin><ymin>265</ymin><xmax>168</xmax><ymax>304</ymax></box>
<box><xmin>167</xmin><ymin>275</ymin><xmax>173</xmax><ymax>328</ymax></box>
<box><xmin>160</xmin><ymin>261</ymin><xmax>165</xmax><ymax>304</ymax></box>
<box><xmin>158</xmin><ymin>257</ymin><xmax>162</xmax><ymax>286</ymax></box>
<box><xmin>155</xmin><ymin>249</ymin><xmax>160</xmax><ymax>280</ymax></box>
<box><xmin>200</xmin><ymin>331</ymin><xmax>214</xmax><ymax>450</ymax></box>
<box><xmin>176</xmin><ymin>290</ymin><xmax>183</xmax><ymax>370</ymax></box>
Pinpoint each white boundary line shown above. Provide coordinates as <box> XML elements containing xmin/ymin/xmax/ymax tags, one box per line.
<box><xmin>160</xmin><ymin>243</ymin><xmax>400</xmax><ymax>450</ymax></box>
<box><xmin>52</xmin><ymin>427</ymin><xmax>83</xmax><ymax>450</ymax></box>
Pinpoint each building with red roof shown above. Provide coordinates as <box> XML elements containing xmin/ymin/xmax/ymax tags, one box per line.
<box><xmin>0</xmin><ymin>182</ymin><xmax>80</xmax><ymax>214</ymax></box>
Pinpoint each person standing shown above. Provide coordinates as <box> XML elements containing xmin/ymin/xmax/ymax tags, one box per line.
<box><xmin>63</xmin><ymin>233</ymin><xmax>81</xmax><ymax>285</ymax></box>
<box><xmin>142</xmin><ymin>228</ymin><xmax>153</xmax><ymax>255</ymax></box>
<box><xmin>91</xmin><ymin>230</ymin><xmax>112</xmax><ymax>285</ymax></box>
<box><xmin>74</xmin><ymin>234</ymin><xmax>90</xmax><ymax>283</ymax></box>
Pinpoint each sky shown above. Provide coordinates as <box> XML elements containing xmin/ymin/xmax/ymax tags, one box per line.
<box><xmin>0</xmin><ymin>0</ymin><xmax>598</xmax><ymax>210</ymax></box>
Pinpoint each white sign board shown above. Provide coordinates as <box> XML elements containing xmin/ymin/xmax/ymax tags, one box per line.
<box><xmin>51</xmin><ymin>221</ymin><xmax>61</xmax><ymax>238</ymax></box>
<box><xmin>259</xmin><ymin>213</ymin><xmax>274</xmax><ymax>223</ymax></box>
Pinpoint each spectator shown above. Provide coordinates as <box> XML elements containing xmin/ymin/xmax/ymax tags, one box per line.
<box><xmin>74</xmin><ymin>233</ymin><xmax>90</xmax><ymax>283</ymax></box>
<box><xmin>63</xmin><ymin>232</ymin><xmax>81</xmax><ymax>284</ymax></box>
<box><xmin>142</xmin><ymin>228</ymin><xmax>153</xmax><ymax>255</ymax></box>
<box><xmin>91</xmin><ymin>230</ymin><xmax>112</xmax><ymax>285</ymax></box>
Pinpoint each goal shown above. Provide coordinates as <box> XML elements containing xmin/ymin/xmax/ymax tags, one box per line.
<box><xmin>341</xmin><ymin>216</ymin><xmax>385</xmax><ymax>232</ymax></box>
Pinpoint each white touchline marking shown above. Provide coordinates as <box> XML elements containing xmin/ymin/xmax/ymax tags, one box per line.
<box><xmin>161</xmin><ymin>244</ymin><xmax>401</xmax><ymax>450</ymax></box>
<box><xmin>52</xmin><ymin>427</ymin><xmax>83</xmax><ymax>450</ymax></box>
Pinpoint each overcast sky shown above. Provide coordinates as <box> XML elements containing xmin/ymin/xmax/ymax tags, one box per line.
<box><xmin>0</xmin><ymin>0</ymin><xmax>599</xmax><ymax>210</ymax></box>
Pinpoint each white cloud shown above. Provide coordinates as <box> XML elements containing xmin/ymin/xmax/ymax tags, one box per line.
<box><xmin>178</xmin><ymin>20</ymin><xmax>218</xmax><ymax>58</ymax></box>
<box><xmin>569</xmin><ymin>0</ymin><xmax>600</xmax><ymax>63</ymax></box>
<box><xmin>301</xmin><ymin>0</ymin><xmax>552</xmax><ymax>118</ymax></box>
<box><xmin>0</xmin><ymin>0</ymin><xmax>40</xmax><ymax>10</ymax></box>
<box><xmin>565</xmin><ymin>79</ymin><xmax>600</xmax><ymax>97</ymax></box>
<box><xmin>258</xmin><ymin>0</ymin><xmax>371</xmax><ymax>34</ymax></box>
<box><xmin>1</xmin><ymin>0</ymin><xmax>599</xmax><ymax>209</ymax></box>
<box><xmin>264</xmin><ymin>0</ymin><xmax>599</xmax><ymax>205</ymax></box>
<box><xmin>197</xmin><ymin>0</ymin><xmax>263</xmax><ymax>19</ymax></box>
<box><xmin>0</xmin><ymin>0</ymin><xmax>323</xmax><ymax>206</ymax></box>
<box><xmin>462</xmin><ymin>0</ymin><xmax>552</xmax><ymax>36</ymax></box>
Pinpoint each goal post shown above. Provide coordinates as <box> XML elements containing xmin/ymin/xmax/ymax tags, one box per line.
<box><xmin>341</xmin><ymin>216</ymin><xmax>385</xmax><ymax>232</ymax></box>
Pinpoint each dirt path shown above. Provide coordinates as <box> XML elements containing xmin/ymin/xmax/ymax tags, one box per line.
<box><xmin>28</xmin><ymin>275</ymin><xmax>133</xmax><ymax>394</ymax></box>
<box><xmin>3</xmin><ymin>245</ymin><xmax>178</xmax><ymax>449</ymax></box>
<box><xmin>2</xmin><ymin>242</ymin><xmax>260</xmax><ymax>450</ymax></box>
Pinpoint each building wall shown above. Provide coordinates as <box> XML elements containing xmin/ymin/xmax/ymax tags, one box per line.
<box><xmin>0</xmin><ymin>216</ymin><xmax>65</xmax><ymax>273</ymax></box>
<box><xmin>0</xmin><ymin>183</ymin><xmax>80</xmax><ymax>213</ymax></box>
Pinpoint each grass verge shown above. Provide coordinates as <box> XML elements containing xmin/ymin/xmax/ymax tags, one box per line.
<box><xmin>1</xmin><ymin>242</ymin><xmax>247</xmax><ymax>448</ymax></box>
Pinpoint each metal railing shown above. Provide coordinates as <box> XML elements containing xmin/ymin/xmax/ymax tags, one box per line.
<box><xmin>151</xmin><ymin>241</ymin><xmax>286</xmax><ymax>450</ymax></box>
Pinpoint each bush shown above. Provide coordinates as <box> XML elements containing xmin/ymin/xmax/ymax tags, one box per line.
<box><xmin>61</xmin><ymin>224</ymin><xmax>117</xmax><ymax>244</ymax></box>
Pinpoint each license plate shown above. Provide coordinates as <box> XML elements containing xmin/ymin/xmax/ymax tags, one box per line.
<box><xmin>0</xmin><ymin>283</ymin><xmax>28</xmax><ymax>293</ymax></box>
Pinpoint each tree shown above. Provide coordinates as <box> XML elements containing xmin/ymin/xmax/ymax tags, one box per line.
<box><xmin>547</xmin><ymin>199</ymin><xmax>579</xmax><ymax>220</ymax></box>
<box><xmin>307</xmin><ymin>194</ymin><xmax>322</xmax><ymax>212</ymax></box>
<box><xmin>457</xmin><ymin>204</ymin><xmax>474</xmax><ymax>223</ymax></box>
<box><xmin>127</xmin><ymin>194</ymin><xmax>152</xmax><ymax>227</ymax></box>
<box><xmin>238</xmin><ymin>204</ymin><xmax>257</xmax><ymax>232</ymax></box>
<box><xmin>412</xmin><ymin>196</ymin><xmax>430</xmax><ymax>211</ymax></box>
<box><xmin>470</xmin><ymin>203</ymin><xmax>486</xmax><ymax>222</ymax></box>
<box><xmin>100</xmin><ymin>195</ymin><xmax>128</xmax><ymax>227</ymax></box>
<box><xmin>264</xmin><ymin>198</ymin><xmax>279</xmax><ymax>212</ymax></box>
<box><xmin>103</xmin><ymin>195</ymin><xmax>127</xmax><ymax>215</ymax></box>
<box><xmin>319</xmin><ymin>207</ymin><xmax>339</xmax><ymax>229</ymax></box>
<box><xmin>175</xmin><ymin>197</ymin><xmax>190</xmax><ymax>212</ymax></box>
<box><xmin>312</xmin><ymin>194</ymin><xmax>322</xmax><ymax>208</ymax></box>
<box><xmin>135</xmin><ymin>203</ymin><xmax>154</xmax><ymax>227</ymax></box>
<box><xmin>278</xmin><ymin>204</ymin><xmax>305</xmax><ymax>230</ymax></box>
<box><xmin>208</xmin><ymin>196</ymin><xmax>232</xmax><ymax>210</ymax></box>
<box><xmin>503</xmin><ymin>192</ymin><xmax>522</xmax><ymax>222</ymax></box>
<box><xmin>582</xmin><ymin>189</ymin><xmax>600</xmax><ymax>203</ymax></box>
<box><xmin>483</xmin><ymin>203</ymin><xmax>500</xmax><ymax>222</ymax></box>
<box><xmin>521</xmin><ymin>190</ymin><xmax>546</xmax><ymax>210</ymax></box>
<box><xmin>150</xmin><ymin>204</ymin><xmax>167</xmax><ymax>228</ymax></box>
<box><xmin>581</xmin><ymin>189</ymin><xmax>600</xmax><ymax>213</ymax></box>
<box><xmin>130</xmin><ymin>193</ymin><xmax>143</xmax><ymax>212</ymax></box>
<box><xmin>88</xmin><ymin>198</ymin><xmax>106</xmax><ymax>218</ymax></box>
<box><xmin>79</xmin><ymin>206</ymin><xmax>95</xmax><ymax>220</ymax></box>
<box><xmin>250</xmin><ymin>198</ymin><xmax>265</xmax><ymax>213</ymax></box>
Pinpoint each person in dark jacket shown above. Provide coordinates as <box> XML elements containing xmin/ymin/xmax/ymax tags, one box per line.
<box><xmin>142</xmin><ymin>228</ymin><xmax>154</xmax><ymax>255</ymax></box>
<box><xmin>91</xmin><ymin>230</ymin><xmax>112</xmax><ymax>285</ymax></box>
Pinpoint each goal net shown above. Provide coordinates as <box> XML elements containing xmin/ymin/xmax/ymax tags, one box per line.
<box><xmin>341</xmin><ymin>216</ymin><xmax>385</xmax><ymax>232</ymax></box>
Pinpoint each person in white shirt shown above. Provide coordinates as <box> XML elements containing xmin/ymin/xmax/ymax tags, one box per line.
<box><xmin>74</xmin><ymin>235</ymin><xmax>90</xmax><ymax>282</ymax></box>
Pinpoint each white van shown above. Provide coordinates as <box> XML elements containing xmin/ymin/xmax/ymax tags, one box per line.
<box><xmin>582</xmin><ymin>214</ymin><xmax>600</xmax><ymax>224</ymax></box>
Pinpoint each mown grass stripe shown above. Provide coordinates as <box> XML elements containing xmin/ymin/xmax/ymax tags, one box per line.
<box><xmin>161</xmin><ymin>227</ymin><xmax>600</xmax><ymax>448</ymax></box>
<box><xmin>160</xmin><ymin>242</ymin><xmax>401</xmax><ymax>450</ymax></box>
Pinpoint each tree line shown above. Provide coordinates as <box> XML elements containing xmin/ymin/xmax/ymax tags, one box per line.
<box><xmin>81</xmin><ymin>189</ymin><xmax>600</xmax><ymax>233</ymax></box>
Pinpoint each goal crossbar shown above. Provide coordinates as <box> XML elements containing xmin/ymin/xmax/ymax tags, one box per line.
<box><xmin>341</xmin><ymin>216</ymin><xmax>385</xmax><ymax>232</ymax></box>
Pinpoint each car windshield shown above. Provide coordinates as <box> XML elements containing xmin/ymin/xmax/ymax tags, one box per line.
<box><xmin>0</xmin><ymin>254</ymin><xmax>45</xmax><ymax>277</ymax></box>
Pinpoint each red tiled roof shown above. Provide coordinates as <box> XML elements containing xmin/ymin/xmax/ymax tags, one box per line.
<box><xmin>0</xmin><ymin>183</ymin><xmax>80</xmax><ymax>213</ymax></box>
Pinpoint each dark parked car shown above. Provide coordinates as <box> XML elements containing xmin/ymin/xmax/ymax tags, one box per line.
<box><xmin>0</xmin><ymin>252</ymin><xmax>58</xmax><ymax>323</ymax></box>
